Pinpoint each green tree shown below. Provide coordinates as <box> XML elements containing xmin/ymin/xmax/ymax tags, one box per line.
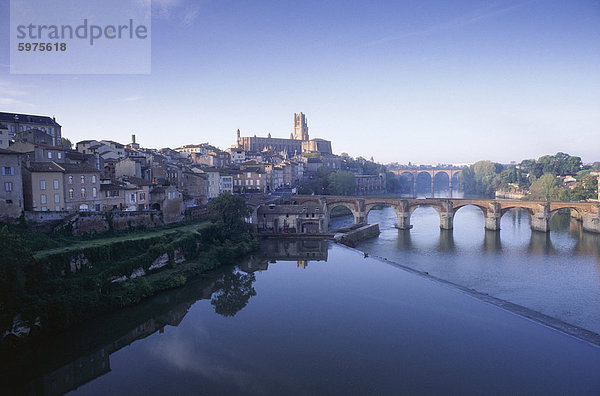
<box><xmin>208</xmin><ymin>192</ymin><xmax>251</xmax><ymax>237</ymax></box>
<box><xmin>463</xmin><ymin>161</ymin><xmax>502</xmax><ymax>197</ymax></box>
<box><xmin>568</xmin><ymin>174</ymin><xmax>598</xmax><ymax>201</ymax></box>
<box><xmin>0</xmin><ymin>226</ymin><xmax>38</xmax><ymax>312</ymax></box>
<box><xmin>529</xmin><ymin>173</ymin><xmax>566</xmax><ymax>201</ymax></box>
<box><xmin>61</xmin><ymin>137</ymin><xmax>73</xmax><ymax>149</ymax></box>
<box><xmin>386</xmin><ymin>172</ymin><xmax>401</xmax><ymax>192</ymax></box>
<box><xmin>328</xmin><ymin>171</ymin><xmax>356</xmax><ymax>195</ymax></box>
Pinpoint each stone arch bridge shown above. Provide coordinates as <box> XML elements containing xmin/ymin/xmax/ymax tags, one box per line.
<box><xmin>291</xmin><ymin>196</ymin><xmax>600</xmax><ymax>234</ymax></box>
<box><xmin>390</xmin><ymin>168</ymin><xmax>463</xmax><ymax>196</ymax></box>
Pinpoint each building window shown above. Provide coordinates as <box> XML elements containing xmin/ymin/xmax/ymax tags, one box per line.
<box><xmin>130</xmin><ymin>193</ymin><xmax>136</xmax><ymax>202</ymax></box>
<box><xmin>55</xmin><ymin>205</ymin><xmax>60</xmax><ymax>211</ymax></box>
<box><xmin>53</xmin><ymin>179</ymin><xmax>59</xmax><ymax>190</ymax></box>
<box><xmin>54</xmin><ymin>193</ymin><xmax>60</xmax><ymax>203</ymax></box>
<box><xmin>41</xmin><ymin>206</ymin><xmax>48</xmax><ymax>211</ymax></box>
<box><xmin>247</xmin><ymin>172</ymin><xmax>251</xmax><ymax>178</ymax></box>
<box><xmin>40</xmin><ymin>194</ymin><xmax>47</xmax><ymax>204</ymax></box>
<box><xmin>68</xmin><ymin>175</ymin><xmax>73</xmax><ymax>184</ymax></box>
<box><xmin>69</xmin><ymin>188</ymin><xmax>74</xmax><ymax>199</ymax></box>
<box><xmin>81</xmin><ymin>175</ymin><xmax>85</xmax><ymax>183</ymax></box>
<box><xmin>1</xmin><ymin>167</ymin><xmax>14</xmax><ymax>175</ymax></box>
<box><xmin>92</xmin><ymin>175</ymin><xmax>97</xmax><ymax>183</ymax></box>
<box><xmin>57</xmin><ymin>152</ymin><xmax>62</xmax><ymax>159</ymax></box>
<box><xmin>47</xmin><ymin>151</ymin><xmax>52</xmax><ymax>159</ymax></box>
<box><xmin>4</xmin><ymin>182</ymin><xmax>13</xmax><ymax>192</ymax></box>
<box><xmin>81</xmin><ymin>188</ymin><xmax>86</xmax><ymax>198</ymax></box>
<box><xmin>92</xmin><ymin>187</ymin><xmax>97</xmax><ymax>198</ymax></box>
<box><xmin>40</xmin><ymin>180</ymin><xmax>46</xmax><ymax>190</ymax></box>
<box><xmin>139</xmin><ymin>192</ymin><xmax>145</xmax><ymax>200</ymax></box>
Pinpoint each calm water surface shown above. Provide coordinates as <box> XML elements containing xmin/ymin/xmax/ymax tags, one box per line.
<box><xmin>2</xmin><ymin>192</ymin><xmax>600</xmax><ymax>395</ymax></box>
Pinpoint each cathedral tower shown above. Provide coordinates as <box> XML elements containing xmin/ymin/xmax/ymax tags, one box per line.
<box><xmin>293</xmin><ymin>112</ymin><xmax>309</xmax><ymax>141</ymax></box>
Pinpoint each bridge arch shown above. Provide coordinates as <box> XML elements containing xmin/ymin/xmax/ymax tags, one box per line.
<box><xmin>500</xmin><ymin>205</ymin><xmax>534</xmax><ymax>218</ymax></box>
<box><xmin>432</xmin><ymin>172</ymin><xmax>450</xmax><ymax>193</ymax></box>
<box><xmin>326</xmin><ymin>202</ymin><xmax>361</xmax><ymax>230</ymax></box>
<box><xmin>327</xmin><ymin>202</ymin><xmax>358</xmax><ymax>216</ymax></box>
<box><xmin>452</xmin><ymin>203</ymin><xmax>487</xmax><ymax>219</ymax></box>
<box><xmin>364</xmin><ymin>202</ymin><xmax>401</xmax><ymax>218</ymax></box>
<box><xmin>549</xmin><ymin>206</ymin><xmax>585</xmax><ymax>219</ymax></box>
<box><xmin>364</xmin><ymin>202</ymin><xmax>403</xmax><ymax>228</ymax></box>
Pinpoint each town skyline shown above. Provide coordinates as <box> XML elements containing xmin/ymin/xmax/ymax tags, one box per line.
<box><xmin>1</xmin><ymin>0</ymin><xmax>599</xmax><ymax>164</ymax></box>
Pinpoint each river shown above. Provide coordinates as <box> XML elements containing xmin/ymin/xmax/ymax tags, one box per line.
<box><xmin>336</xmin><ymin>191</ymin><xmax>600</xmax><ymax>335</ymax></box>
<box><xmin>2</xmin><ymin>193</ymin><xmax>600</xmax><ymax>394</ymax></box>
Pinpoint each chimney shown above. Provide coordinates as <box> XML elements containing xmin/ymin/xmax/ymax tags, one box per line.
<box><xmin>132</xmin><ymin>134</ymin><xmax>136</xmax><ymax>144</ymax></box>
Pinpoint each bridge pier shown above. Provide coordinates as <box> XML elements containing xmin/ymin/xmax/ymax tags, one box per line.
<box><xmin>413</xmin><ymin>178</ymin><xmax>417</xmax><ymax>197</ymax></box>
<box><xmin>440</xmin><ymin>213</ymin><xmax>453</xmax><ymax>230</ymax></box>
<box><xmin>582</xmin><ymin>212</ymin><xmax>600</xmax><ymax>233</ymax></box>
<box><xmin>354</xmin><ymin>213</ymin><xmax>367</xmax><ymax>225</ymax></box>
<box><xmin>531</xmin><ymin>208</ymin><xmax>551</xmax><ymax>233</ymax></box>
<box><xmin>395</xmin><ymin>212</ymin><xmax>413</xmax><ymax>229</ymax></box>
<box><xmin>484</xmin><ymin>214</ymin><xmax>501</xmax><ymax>231</ymax></box>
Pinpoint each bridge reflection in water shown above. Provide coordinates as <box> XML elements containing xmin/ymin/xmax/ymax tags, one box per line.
<box><xmin>336</xmin><ymin>206</ymin><xmax>600</xmax><ymax>260</ymax></box>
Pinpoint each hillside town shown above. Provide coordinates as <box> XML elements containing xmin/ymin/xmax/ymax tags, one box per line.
<box><xmin>0</xmin><ymin>111</ymin><xmax>388</xmax><ymax>224</ymax></box>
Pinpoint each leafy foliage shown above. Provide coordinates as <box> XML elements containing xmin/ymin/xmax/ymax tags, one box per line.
<box><xmin>208</xmin><ymin>192</ymin><xmax>252</xmax><ymax>237</ymax></box>
<box><xmin>328</xmin><ymin>171</ymin><xmax>356</xmax><ymax>195</ymax></box>
<box><xmin>61</xmin><ymin>137</ymin><xmax>73</xmax><ymax>149</ymax></box>
<box><xmin>529</xmin><ymin>173</ymin><xmax>567</xmax><ymax>201</ymax></box>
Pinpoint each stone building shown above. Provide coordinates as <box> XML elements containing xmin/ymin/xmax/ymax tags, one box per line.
<box><xmin>24</xmin><ymin>162</ymin><xmax>102</xmax><ymax>211</ymax></box>
<box><xmin>115</xmin><ymin>157</ymin><xmax>142</xmax><ymax>179</ymax></box>
<box><xmin>0</xmin><ymin>112</ymin><xmax>62</xmax><ymax>146</ymax></box>
<box><xmin>235</xmin><ymin>112</ymin><xmax>317</xmax><ymax>156</ymax></box>
<box><xmin>355</xmin><ymin>173</ymin><xmax>387</xmax><ymax>194</ymax></box>
<box><xmin>0</xmin><ymin>123</ymin><xmax>8</xmax><ymax>149</ymax></box>
<box><xmin>192</xmin><ymin>151</ymin><xmax>231</xmax><ymax>168</ymax></box>
<box><xmin>232</xmin><ymin>168</ymin><xmax>267</xmax><ymax>194</ymax></box>
<box><xmin>181</xmin><ymin>169</ymin><xmax>209</xmax><ymax>204</ymax></box>
<box><xmin>236</xmin><ymin>130</ymin><xmax>303</xmax><ymax>155</ymax></box>
<box><xmin>293</xmin><ymin>112</ymin><xmax>309</xmax><ymax>140</ymax></box>
<box><xmin>0</xmin><ymin>149</ymin><xmax>24</xmax><ymax>220</ymax></box>
<box><xmin>150</xmin><ymin>185</ymin><xmax>184</xmax><ymax>223</ymax></box>
<box><xmin>10</xmin><ymin>141</ymin><xmax>69</xmax><ymax>165</ymax></box>
<box><xmin>301</xmin><ymin>138</ymin><xmax>332</xmax><ymax>155</ymax></box>
<box><xmin>257</xmin><ymin>201</ymin><xmax>325</xmax><ymax>233</ymax></box>
<box><xmin>23</xmin><ymin>162</ymin><xmax>66</xmax><ymax>212</ymax></box>
<box><xmin>61</xmin><ymin>163</ymin><xmax>103</xmax><ymax>211</ymax></box>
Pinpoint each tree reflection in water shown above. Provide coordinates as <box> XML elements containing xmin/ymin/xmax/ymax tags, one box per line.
<box><xmin>211</xmin><ymin>271</ymin><xmax>257</xmax><ymax>317</ymax></box>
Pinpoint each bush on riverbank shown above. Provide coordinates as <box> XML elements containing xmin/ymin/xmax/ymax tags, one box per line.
<box><xmin>0</xmin><ymin>204</ymin><xmax>259</xmax><ymax>346</ymax></box>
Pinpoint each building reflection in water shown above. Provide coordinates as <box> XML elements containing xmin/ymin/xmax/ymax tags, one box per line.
<box><xmin>241</xmin><ymin>238</ymin><xmax>329</xmax><ymax>272</ymax></box>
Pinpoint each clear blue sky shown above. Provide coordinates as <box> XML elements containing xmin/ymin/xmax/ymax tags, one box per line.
<box><xmin>1</xmin><ymin>0</ymin><xmax>599</xmax><ymax>164</ymax></box>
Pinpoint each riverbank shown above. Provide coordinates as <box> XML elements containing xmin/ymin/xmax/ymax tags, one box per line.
<box><xmin>0</xmin><ymin>221</ymin><xmax>259</xmax><ymax>347</ymax></box>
